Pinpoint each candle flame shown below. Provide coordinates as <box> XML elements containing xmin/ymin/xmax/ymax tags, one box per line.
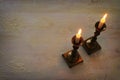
<box><xmin>100</xmin><ymin>13</ymin><xmax>108</xmax><ymax>23</ymax></box>
<box><xmin>76</xmin><ymin>29</ymin><xmax>82</xmax><ymax>38</ymax></box>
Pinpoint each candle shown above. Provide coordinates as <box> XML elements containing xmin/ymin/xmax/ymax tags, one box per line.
<box><xmin>98</xmin><ymin>13</ymin><xmax>108</xmax><ymax>29</ymax></box>
<box><xmin>75</xmin><ymin>29</ymin><xmax>82</xmax><ymax>43</ymax></box>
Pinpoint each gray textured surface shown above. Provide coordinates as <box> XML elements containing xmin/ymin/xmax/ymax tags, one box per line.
<box><xmin>0</xmin><ymin>0</ymin><xmax>120</xmax><ymax>80</ymax></box>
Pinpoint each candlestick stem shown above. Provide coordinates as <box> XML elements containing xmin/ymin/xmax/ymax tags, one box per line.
<box><xmin>67</xmin><ymin>47</ymin><xmax>78</xmax><ymax>63</ymax></box>
<box><xmin>91</xmin><ymin>30</ymin><xmax>100</xmax><ymax>43</ymax></box>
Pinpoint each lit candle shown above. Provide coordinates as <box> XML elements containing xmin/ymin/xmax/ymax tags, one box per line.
<box><xmin>75</xmin><ymin>29</ymin><xmax>82</xmax><ymax>43</ymax></box>
<box><xmin>98</xmin><ymin>13</ymin><xmax>108</xmax><ymax>29</ymax></box>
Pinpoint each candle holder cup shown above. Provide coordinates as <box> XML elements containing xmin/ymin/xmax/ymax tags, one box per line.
<box><xmin>82</xmin><ymin>21</ymin><xmax>106</xmax><ymax>55</ymax></box>
<box><xmin>62</xmin><ymin>36</ymin><xmax>83</xmax><ymax>68</ymax></box>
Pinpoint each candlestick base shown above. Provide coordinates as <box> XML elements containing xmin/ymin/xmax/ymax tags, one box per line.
<box><xmin>62</xmin><ymin>50</ymin><xmax>83</xmax><ymax>68</ymax></box>
<box><xmin>82</xmin><ymin>37</ymin><xmax>101</xmax><ymax>55</ymax></box>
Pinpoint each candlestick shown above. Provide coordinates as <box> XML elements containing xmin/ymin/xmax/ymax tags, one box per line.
<box><xmin>62</xmin><ymin>29</ymin><xmax>84</xmax><ymax>68</ymax></box>
<box><xmin>82</xmin><ymin>14</ymin><xmax>107</xmax><ymax>55</ymax></box>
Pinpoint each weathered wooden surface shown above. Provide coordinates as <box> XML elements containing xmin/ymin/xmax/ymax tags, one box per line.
<box><xmin>0</xmin><ymin>0</ymin><xmax>120</xmax><ymax>80</ymax></box>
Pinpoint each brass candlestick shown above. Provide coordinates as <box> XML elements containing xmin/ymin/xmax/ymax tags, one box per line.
<box><xmin>82</xmin><ymin>21</ymin><xmax>106</xmax><ymax>55</ymax></box>
<box><xmin>62</xmin><ymin>35</ymin><xmax>83</xmax><ymax>68</ymax></box>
